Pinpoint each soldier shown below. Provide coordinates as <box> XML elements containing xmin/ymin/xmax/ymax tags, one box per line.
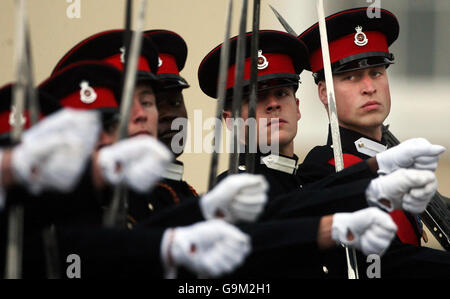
<box><xmin>49</xmin><ymin>30</ymin><xmax>173</xmax><ymax>216</ymax></box>
<box><xmin>0</xmin><ymin>61</ymin><xmax>255</xmax><ymax>279</ymax></box>
<box><xmin>48</xmin><ymin>29</ymin><xmax>268</xmax><ymax>229</ymax></box>
<box><xmin>198</xmin><ymin>29</ymin><xmax>443</xmax><ymax>206</ymax></box>
<box><xmin>125</xmin><ymin>29</ymin><xmax>199</xmax><ymax>224</ymax></box>
<box><xmin>0</xmin><ymin>82</ymin><xmax>103</xmax><ymax>278</ymax></box>
<box><xmin>196</xmin><ymin>29</ymin><xmax>449</xmax><ymax>278</ymax></box>
<box><xmin>34</xmin><ymin>31</ymin><xmax>267</xmax><ymax>278</ymax></box>
<box><xmin>297</xmin><ymin>7</ymin><xmax>447</xmax><ymax>247</ymax></box>
<box><xmin>40</xmin><ymin>60</ymin><xmax>172</xmax><ymax>200</ymax></box>
<box><xmin>2</xmin><ymin>60</ymin><xmax>171</xmax><ymax>278</ymax></box>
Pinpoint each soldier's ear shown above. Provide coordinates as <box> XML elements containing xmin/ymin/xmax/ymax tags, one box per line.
<box><xmin>222</xmin><ymin>110</ymin><xmax>233</xmax><ymax>131</ymax></box>
<box><xmin>317</xmin><ymin>81</ymin><xmax>328</xmax><ymax>106</ymax></box>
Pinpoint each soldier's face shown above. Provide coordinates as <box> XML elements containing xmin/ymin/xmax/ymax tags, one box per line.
<box><xmin>318</xmin><ymin>66</ymin><xmax>391</xmax><ymax>133</ymax></box>
<box><xmin>127</xmin><ymin>84</ymin><xmax>159</xmax><ymax>138</ymax></box>
<box><xmin>95</xmin><ymin>84</ymin><xmax>158</xmax><ymax>149</ymax></box>
<box><xmin>156</xmin><ymin>88</ymin><xmax>188</xmax><ymax>157</ymax></box>
<box><xmin>224</xmin><ymin>84</ymin><xmax>301</xmax><ymax>156</ymax></box>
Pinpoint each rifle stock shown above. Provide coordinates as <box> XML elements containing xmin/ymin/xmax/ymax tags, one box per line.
<box><xmin>383</xmin><ymin>125</ymin><xmax>450</xmax><ymax>251</ymax></box>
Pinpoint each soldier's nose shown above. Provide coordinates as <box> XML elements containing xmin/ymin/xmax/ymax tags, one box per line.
<box><xmin>266</xmin><ymin>97</ymin><xmax>281</xmax><ymax>113</ymax></box>
<box><xmin>361</xmin><ymin>76</ymin><xmax>376</xmax><ymax>95</ymax></box>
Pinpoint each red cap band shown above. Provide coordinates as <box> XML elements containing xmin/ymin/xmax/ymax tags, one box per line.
<box><xmin>157</xmin><ymin>53</ymin><xmax>179</xmax><ymax>75</ymax></box>
<box><xmin>226</xmin><ymin>53</ymin><xmax>295</xmax><ymax>89</ymax></box>
<box><xmin>309</xmin><ymin>31</ymin><xmax>389</xmax><ymax>73</ymax></box>
<box><xmin>0</xmin><ymin>111</ymin><xmax>43</xmax><ymax>135</ymax></box>
<box><xmin>60</xmin><ymin>87</ymin><xmax>118</xmax><ymax>110</ymax></box>
<box><xmin>103</xmin><ymin>54</ymin><xmax>152</xmax><ymax>72</ymax></box>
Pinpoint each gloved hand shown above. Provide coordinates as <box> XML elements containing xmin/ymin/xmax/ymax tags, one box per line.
<box><xmin>97</xmin><ymin>135</ymin><xmax>173</xmax><ymax>193</ymax></box>
<box><xmin>161</xmin><ymin>219</ymin><xmax>251</xmax><ymax>278</ymax></box>
<box><xmin>376</xmin><ymin>138</ymin><xmax>445</xmax><ymax>175</ymax></box>
<box><xmin>200</xmin><ymin>174</ymin><xmax>268</xmax><ymax>223</ymax></box>
<box><xmin>366</xmin><ymin>169</ymin><xmax>437</xmax><ymax>214</ymax></box>
<box><xmin>11</xmin><ymin>109</ymin><xmax>101</xmax><ymax>194</ymax></box>
<box><xmin>332</xmin><ymin>207</ymin><xmax>397</xmax><ymax>256</ymax></box>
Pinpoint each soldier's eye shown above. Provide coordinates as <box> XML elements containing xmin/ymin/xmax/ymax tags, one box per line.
<box><xmin>276</xmin><ymin>89</ymin><xmax>289</xmax><ymax>97</ymax></box>
<box><xmin>371</xmin><ymin>71</ymin><xmax>382</xmax><ymax>78</ymax></box>
<box><xmin>344</xmin><ymin>75</ymin><xmax>355</xmax><ymax>81</ymax></box>
<box><xmin>140</xmin><ymin>93</ymin><xmax>155</xmax><ymax>108</ymax></box>
<box><xmin>141</xmin><ymin>98</ymin><xmax>154</xmax><ymax>108</ymax></box>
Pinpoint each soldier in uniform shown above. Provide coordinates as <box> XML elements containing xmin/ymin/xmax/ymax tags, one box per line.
<box><xmin>0</xmin><ymin>60</ymin><xmax>254</xmax><ymax>279</ymax></box>
<box><xmin>297</xmin><ymin>7</ymin><xmax>447</xmax><ymax>247</ymax></box>
<box><xmin>43</xmin><ymin>29</ymin><xmax>404</xmax><ymax>278</ymax></box>
<box><xmin>126</xmin><ymin>29</ymin><xmax>200</xmax><ymax>224</ymax></box>
<box><xmin>48</xmin><ymin>29</ymin><xmax>269</xmax><ymax>231</ymax></box>
<box><xmin>198</xmin><ymin>29</ymin><xmax>443</xmax><ymax>208</ymax></box>
<box><xmin>49</xmin><ymin>30</ymin><xmax>176</xmax><ymax>220</ymax></box>
<box><xmin>199</xmin><ymin>30</ymin><xmax>308</xmax><ymax>199</ymax></box>
<box><xmin>196</xmin><ymin>29</ymin><xmax>450</xmax><ymax>278</ymax></box>
<box><xmin>0</xmin><ymin>81</ymin><xmax>104</xmax><ymax>278</ymax></box>
<box><xmin>27</xmin><ymin>30</ymin><xmax>268</xmax><ymax>278</ymax></box>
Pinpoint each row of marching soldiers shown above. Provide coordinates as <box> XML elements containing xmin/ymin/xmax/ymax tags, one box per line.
<box><xmin>1</xmin><ymin>7</ymin><xmax>450</xmax><ymax>279</ymax></box>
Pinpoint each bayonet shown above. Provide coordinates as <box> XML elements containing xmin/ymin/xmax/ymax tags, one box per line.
<box><xmin>269</xmin><ymin>5</ymin><xmax>297</xmax><ymax>36</ymax></box>
<box><xmin>269</xmin><ymin>2</ymin><xmax>359</xmax><ymax>277</ymax></box>
<box><xmin>24</xmin><ymin>24</ymin><xmax>40</xmax><ymax>125</ymax></box>
<box><xmin>208</xmin><ymin>0</ymin><xmax>233</xmax><ymax>190</ymax></box>
<box><xmin>104</xmin><ymin>0</ymin><xmax>148</xmax><ymax>228</ymax></box>
<box><xmin>229</xmin><ymin>0</ymin><xmax>248</xmax><ymax>174</ymax></box>
<box><xmin>21</xmin><ymin>10</ymin><xmax>60</xmax><ymax>280</ymax></box>
<box><xmin>5</xmin><ymin>0</ymin><xmax>28</xmax><ymax>279</ymax></box>
<box><xmin>316</xmin><ymin>0</ymin><xmax>359</xmax><ymax>279</ymax></box>
<box><xmin>245</xmin><ymin>0</ymin><xmax>260</xmax><ymax>174</ymax></box>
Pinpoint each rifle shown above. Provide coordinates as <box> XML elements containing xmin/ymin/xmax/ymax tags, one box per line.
<box><xmin>229</xmin><ymin>0</ymin><xmax>249</xmax><ymax>175</ymax></box>
<box><xmin>5</xmin><ymin>0</ymin><xmax>30</xmax><ymax>279</ymax></box>
<box><xmin>245</xmin><ymin>0</ymin><xmax>260</xmax><ymax>174</ymax></box>
<box><xmin>207</xmin><ymin>0</ymin><xmax>233</xmax><ymax>191</ymax></box>
<box><xmin>270</xmin><ymin>2</ymin><xmax>359</xmax><ymax>278</ymax></box>
<box><xmin>316</xmin><ymin>0</ymin><xmax>359</xmax><ymax>279</ymax></box>
<box><xmin>383</xmin><ymin>125</ymin><xmax>450</xmax><ymax>251</ymax></box>
<box><xmin>103</xmin><ymin>0</ymin><xmax>148</xmax><ymax>228</ymax></box>
<box><xmin>270</xmin><ymin>3</ymin><xmax>450</xmax><ymax>253</ymax></box>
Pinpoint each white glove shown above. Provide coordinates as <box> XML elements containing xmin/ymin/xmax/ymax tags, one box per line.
<box><xmin>200</xmin><ymin>174</ymin><xmax>268</xmax><ymax>223</ymax></box>
<box><xmin>161</xmin><ymin>219</ymin><xmax>251</xmax><ymax>278</ymax></box>
<box><xmin>376</xmin><ymin>138</ymin><xmax>445</xmax><ymax>175</ymax></box>
<box><xmin>332</xmin><ymin>207</ymin><xmax>397</xmax><ymax>256</ymax></box>
<box><xmin>97</xmin><ymin>136</ymin><xmax>173</xmax><ymax>193</ymax></box>
<box><xmin>366</xmin><ymin>169</ymin><xmax>437</xmax><ymax>214</ymax></box>
<box><xmin>11</xmin><ymin>109</ymin><xmax>101</xmax><ymax>194</ymax></box>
